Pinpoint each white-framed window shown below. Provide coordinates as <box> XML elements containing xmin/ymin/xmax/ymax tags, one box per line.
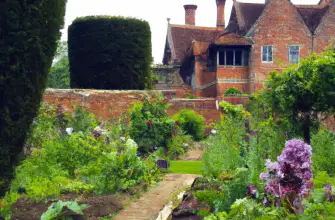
<box><xmin>262</xmin><ymin>46</ymin><xmax>273</xmax><ymax>62</ymax></box>
<box><xmin>288</xmin><ymin>45</ymin><xmax>300</xmax><ymax>64</ymax></box>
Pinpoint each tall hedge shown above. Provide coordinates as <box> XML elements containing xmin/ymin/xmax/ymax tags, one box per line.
<box><xmin>68</xmin><ymin>16</ymin><xmax>153</xmax><ymax>90</ymax></box>
<box><xmin>0</xmin><ymin>0</ymin><xmax>67</xmax><ymax>196</ymax></box>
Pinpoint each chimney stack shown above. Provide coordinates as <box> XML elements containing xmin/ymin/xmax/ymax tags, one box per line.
<box><xmin>184</xmin><ymin>5</ymin><xmax>197</xmax><ymax>25</ymax></box>
<box><xmin>216</xmin><ymin>0</ymin><xmax>226</xmax><ymax>27</ymax></box>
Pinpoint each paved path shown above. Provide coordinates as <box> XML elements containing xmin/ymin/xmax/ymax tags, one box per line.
<box><xmin>115</xmin><ymin>174</ymin><xmax>198</xmax><ymax>220</ymax></box>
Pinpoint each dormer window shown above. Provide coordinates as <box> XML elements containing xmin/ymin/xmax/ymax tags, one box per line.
<box><xmin>262</xmin><ymin>46</ymin><xmax>273</xmax><ymax>63</ymax></box>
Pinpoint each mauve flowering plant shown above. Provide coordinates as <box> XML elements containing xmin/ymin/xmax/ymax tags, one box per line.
<box><xmin>260</xmin><ymin>139</ymin><xmax>313</xmax><ymax>211</ymax></box>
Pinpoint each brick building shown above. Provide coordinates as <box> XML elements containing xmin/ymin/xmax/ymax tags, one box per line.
<box><xmin>162</xmin><ymin>0</ymin><xmax>335</xmax><ymax>97</ymax></box>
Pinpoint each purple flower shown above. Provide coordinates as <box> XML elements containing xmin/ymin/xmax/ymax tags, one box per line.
<box><xmin>260</xmin><ymin>139</ymin><xmax>313</xmax><ymax>211</ymax></box>
<box><xmin>152</xmin><ymin>146</ymin><xmax>158</xmax><ymax>152</ymax></box>
<box><xmin>284</xmin><ymin>132</ymin><xmax>289</xmax><ymax>137</ymax></box>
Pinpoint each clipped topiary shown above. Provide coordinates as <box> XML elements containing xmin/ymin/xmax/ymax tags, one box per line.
<box><xmin>173</xmin><ymin>109</ymin><xmax>205</xmax><ymax>141</ymax></box>
<box><xmin>0</xmin><ymin>0</ymin><xmax>67</xmax><ymax>196</ymax></box>
<box><xmin>68</xmin><ymin>16</ymin><xmax>153</xmax><ymax>90</ymax></box>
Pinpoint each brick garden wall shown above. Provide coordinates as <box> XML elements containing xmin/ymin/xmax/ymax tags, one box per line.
<box><xmin>42</xmin><ymin>89</ymin><xmax>223</xmax><ymax>124</ymax></box>
<box><xmin>42</xmin><ymin>89</ymin><xmax>334</xmax><ymax>132</ymax></box>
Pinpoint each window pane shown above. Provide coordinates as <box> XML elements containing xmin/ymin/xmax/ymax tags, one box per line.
<box><xmin>268</xmin><ymin>46</ymin><xmax>273</xmax><ymax>62</ymax></box>
<box><xmin>226</xmin><ymin>50</ymin><xmax>234</xmax><ymax>65</ymax></box>
<box><xmin>262</xmin><ymin>46</ymin><xmax>268</xmax><ymax>61</ymax></box>
<box><xmin>289</xmin><ymin>46</ymin><xmax>299</xmax><ymax>63</ymax></box>
<box><xmin>235</xmin><ymin>50</ymin><xmax>242</xmax><ymax>66</ymax></box>
<box><xmin>243</xmin><ymin>50</ymin><xmax>249</xmax><ymax>66</ymax></box>
<box><xmin>219</xmin><ymin>51</ymin><xmax>225</xmax><ymax>65</ymax></box>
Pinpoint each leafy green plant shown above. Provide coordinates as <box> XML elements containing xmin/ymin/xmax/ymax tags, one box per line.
<box><xmin>224</xmin><ymin>88</ymin><xmax>243</xmax><ymax>97</ymax></box>
<box><xmin>185</xmin><ymin>93</ymin><xmax>197</xmax><ymax>99</ymax></box>
<box><xmin>129</xmin><ymin>97</ymin><xmax>176</xmax><ymax>153</ymax></box>
<box><xmin>66</xmin><ymin>107</ymin><xmax>99</xmax><ymax>133</ymax></box>
<box><xmin>195</xmin><ymin>190</ymin><xmax>224</xmax><ymax>208</ymax></box>
<box><xmin>41</xmin><ymin>200</ymin><xmax>88</xmax><ymax>220</ymax></box>
<box><xmin>173</xmin><ymin>109</ymin><xmax>206</xmax><ymax>141</ymax></box>
<box><xmin>219</xmin><ymin>101</ymin><xmax>251</xmax><ymax>119</ymax></box>
<box><xmin>311</xmin><ymin>129</ymin><xmax>335</xmax><ymax>176</ymax></box>
<box><xmin>203</xmin><ymin>115</ymin><xmax>246</xmax><ymax>178</ymax></box>
<box><xmin>166</xmin><ymin>134</ymin><xmax>192</xmax><ymax>160</ymax></box>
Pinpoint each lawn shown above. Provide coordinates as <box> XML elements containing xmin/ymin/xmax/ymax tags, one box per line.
<box><xmin>169</xmin><ymin>161</ymin><xmax>203</xmax><ymax>175</ymax></box>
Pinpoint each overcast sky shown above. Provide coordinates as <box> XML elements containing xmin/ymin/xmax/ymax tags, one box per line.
<box><xmin>62</xmin><ymin>0</ymin><xmax>320</xmax><ymax>64</ymax></box>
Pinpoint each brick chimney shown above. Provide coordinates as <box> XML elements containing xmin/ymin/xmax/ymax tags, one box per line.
<box><xmin>184</xmin><ymin>5</ymin><xmax>197</xmax><ymax>25</ymax></box>
<box><xmin>216</xmin><ymin>0</ymin><xmax>226</xmax><ymax>27</ymax></box>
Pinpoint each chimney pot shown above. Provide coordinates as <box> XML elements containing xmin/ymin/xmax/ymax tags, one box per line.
<box><xmin>216</xmin><ymin>0</ymin><xmax>226</xmax><ymax>28</ymax></box>
<box><xmin>184</xmin><ymin>4</ymin><xmax>197</xmax><ymax>25</ymax></box>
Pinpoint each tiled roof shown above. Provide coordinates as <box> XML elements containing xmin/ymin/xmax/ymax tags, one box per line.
<box><xmin>297</xmin><ymin>5</ymin><xmax>330</xmax><ymax>32</ymax></box>
<box><xmin>168</xmin><ymin>24</ymin><xmax>223</xmax><ymax>63</ymax></box>
<box><xmin>215</xmin><ymin>33</ymin><xmax>252</xmax><ymax>45</ymax></box>
<box><xmin>235</xmin><ymin>2</ymin><xmax>266</xmax><ymax>34</ymax></box>
<box><xmin>225</xmin><ymin>1</ymin><xmax>330</xmax><ymax>35</ymax></box>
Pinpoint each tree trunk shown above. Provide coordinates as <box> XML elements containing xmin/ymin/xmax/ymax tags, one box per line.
<box><xmin>303</xmin><ymin>122</ymin><xmax>311</xmax><ymax>144</ymax></box>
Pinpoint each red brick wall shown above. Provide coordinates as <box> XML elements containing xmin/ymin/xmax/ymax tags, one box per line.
<box><xmin>324</xmin><ymin>116</ymin><xmax>335</xmax><ymax>132</ymax></box>
<box><xmin>217</xmin><ymin>67</ymin><xmax>249</xmax><ymax>79</ymax></box>
<box><xmin>42</xmin><ymin>89</ymin><xmax>222</xmax><ymax>124</ymax></box>
<box><xmin>249</xmin><ymin>0</ymin><xmax>312</xmax><ymax>93</ymax></box>
<box><xmin>314</xmin><ymin>4</ymin><xmax>335</xmax><ymax>53</ymax></box>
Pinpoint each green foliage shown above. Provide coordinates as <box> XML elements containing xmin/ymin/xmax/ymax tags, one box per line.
<box><xmin>41</xmin><ymin>200</ymin><xmax>88</xmax><ymax>220</ymax></box>
<box><xmin>3</xmin><ymin>105</ymin><xmax>160</xmax><ymax>207</ymax></box>
<box><xmin>219</xmin><ymin>101</ymin><xmax>251</xmax><ymax>119</ymax></box>
<box><xmin>47</xmin><ymin>41</ymin><xmax>70</xmax><ymax>89</ymax></box>
<box><xmin>68</xmin><ymin>16</ymin><xmax>153</xmax><ymax>90</ymax></box>
<box><xmin>203</xmin><ymin>116</ymin><xmax>246</xmax><ymax>178</ymax></box>
<box><xmin>129</xmin><ymin>97</ymin><xmax>176</xmax><ymax>153</ymax></box>
<box><xmin>166</xmin><ymin>134</ymin><xmax>192</xmax><ymax>160</ymax></box>
<box><xmin>195</xmin><ymin>190</ymin><xmax>224</xmax><ymax>208</ymax></box>
<box><xmin>263</xmin><ymin>50</ymin><xmax>335</xmax><ymax>143</ymax></box>
<box><xmin>311</xmin><ymin>129</ymin><xmax>335</xmax><ymax>176</ymax></box>
<box><xmin>173</xmin><ymin>109</ymin><xmax>206</xmax><ymax>141</ymax></box>
<box><xmin>66</xmin><ymin>107</ymin><xmax>99</xmax><ymax>133</ymax></box>
<box><xmin>0</xmin><ymin>0</ymin><xmax>67</xmax><ymax>196</ymax></box>
<box><xmin>224</xmin><ymin>88</ymin><xmax>243</xmax><ymax>97</ymax></box>
<box><xmin>213</xmin><ymin>168</ymin><xmax>250</xmax><ymax>212</ymax></box>
<box><xmin>185</xmin><ymin>93</ymin><xmax>197</xmax><ymax>99</ymax></box>
<box><xmin>0</xmin><ymin>192</ymin><xmax>20</xmax><ymax>220</ymax></box>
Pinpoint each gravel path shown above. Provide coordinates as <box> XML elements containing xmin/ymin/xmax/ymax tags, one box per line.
<box><xmin>115</xmin><ymin>174</ymin><xmax>198</xmax><ymax>220</ymax></box>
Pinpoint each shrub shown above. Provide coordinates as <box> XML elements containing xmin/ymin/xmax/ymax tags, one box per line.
<box><xmin>166</xmin><ymin>134</ymin><xmax>192</xmax><ymax>160</ymax></box>
<box><xmin>311</xmin><ymin>129</ymin><xmax>335</xmax><ymax>176</ymax></box>
<box><xmin>224</xmin><ymin>88</ymin><xmax>243</xmax><ymax>97</ymax></box>
<box><xmin>173</xmin><ymin>109</ymin><xmax>206</xmax><ymax>141</ymax></box>
<box><xmin>219</xmin><ymin>101</ymin><xmax>250</xmax><ymax>119</ymax></box>
<box><xmin>41</xmin><ymin>200</ymin><xmax>88</xmax><ymax>220</ymax></box>
<box><xmin>203</xmin><ymin>116</ymin><xmax>246</xmax><ymax>178</ymax></box>
<box><xmin>68</xmin><ymin>16</ymin><xmax>153</xmax><ymax>90</ymax></box>
<box><xmin>0</xmin><ymin>0</ymin><xmax>67</xmax><ymax>196</ymax></box>
<box><xmin>129</xmin><ymin>97</ymin><xmax>176</xmax><ymax>154</ymax></box>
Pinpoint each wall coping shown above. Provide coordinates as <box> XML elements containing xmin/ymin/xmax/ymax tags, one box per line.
<box><xmin>169</xmin><ymin>98</ymin><xmax>216</xmax><ymax>102</ymax></box>
<box><xmin>44</xmin><ymin>88</ymin><xmax>176</xmax><ymax>95</ymax></box>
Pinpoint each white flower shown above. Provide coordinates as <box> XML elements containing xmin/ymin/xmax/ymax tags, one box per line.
<box><xmin>66</xmin><ymin>127</ymin><xmax>73</xmax><ymax>135</ymax></box>
<box><xmin>211</xmin><ymin>129</ymin><xmax>217</xmax><ymax>134</ymax></box>
<box><xmin>94</xmin><ymin>126</ymin><xmax>102</xmax><ymax>131</ymax></box>
<box><xmin>120</xmin><ymin>137</ymin><xmax>126</xmax><ymax>142</ymax></box>
<box><xmin>78</xmin><ymin>131</ymin><xmax>83</xmax><ymax>135</ymax></box>
<box><xmin>183</xmin><ymin>143</ymin><xmax>189</xmax><ymax>147</ymax></box>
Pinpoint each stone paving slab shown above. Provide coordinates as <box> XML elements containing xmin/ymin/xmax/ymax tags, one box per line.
<box><xmin>115</xmin><ymin>174</ymin><xmax>198</xmax><ymax>220</ymax></box>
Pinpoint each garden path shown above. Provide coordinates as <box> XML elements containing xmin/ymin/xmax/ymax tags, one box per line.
<box><xmin>115</xmin><ymin>174</ymin><xmax>198</xmax><ymax>220</ymax></box>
